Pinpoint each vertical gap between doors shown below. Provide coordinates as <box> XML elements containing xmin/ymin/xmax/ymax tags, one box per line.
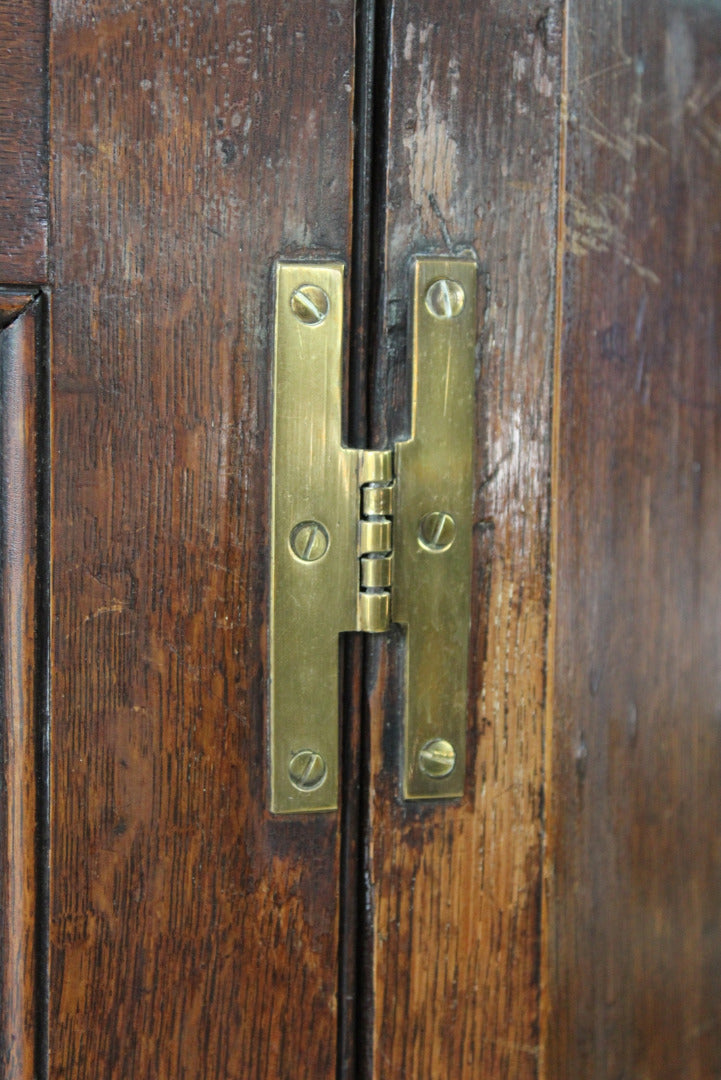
<box><xmin>338</xmin><ymin>1</ymin><xmax>391</xmax><ymax>1078</ymax></box>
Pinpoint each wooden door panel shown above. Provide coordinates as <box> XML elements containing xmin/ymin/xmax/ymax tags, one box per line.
<box><xmin>0</xmin><ymin>9</ymin><xmax>49</xmax><ymax>1075</ymax></box>
<box><xmin>365</xmin><ymin>3</ymin><xmax>561</xmax><ymax>1076</ymax></box>
<box><xmin>546</xmin><ymin>1</ymin><xmax>721</xmax><ymax>1076</ymax></box>
<box><xmin>49</xmin><ymin>3</ymin><xmax>356</xmax><ymax>1077</ymax></box>
<box><xmin>0</xmin><ymin>0</ymin><xmax>48</xmax><ymax>283</ymax></box>
<box><xmin>0</xmin><ymin>293</ymin><xmax>47</xmax><ymax>1080</ymax></box>
<box><xmin>2</xmin><ymin>1</ymin><xmax>720</xmax><ymax>1077</ymax></box>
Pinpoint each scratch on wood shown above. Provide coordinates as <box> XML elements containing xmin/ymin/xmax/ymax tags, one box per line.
<box><xmin>568</xmin><ymin>50</ymin><xmax>663</xmax><ymax>283</ymax></box>
<box><xmin>83</xmin><ymin>602</ymin><xmax>126</xmax><ymax>622</ymax></box>
<box><xmin>479</xmin><ymin>447</ymin><xmax>513</xmax><ymax>491</ymax></box>
<box><xmin>685</xmin><ymin>75</ymin><xmax>721</xmax><ymax>158</ymax></box>
<box><xmin>568</xmin><ymin>194</ymin><xmax>661</xmax><ymax>283</ymax></box>
<box><xmin>428</xmin><ymin>192</ymin><xmax>453</xmax><ymax>249</ymax></box>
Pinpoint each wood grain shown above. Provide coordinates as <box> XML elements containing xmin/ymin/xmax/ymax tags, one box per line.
<box><xmin>0</xmin><ymin>1</ymin><xmax>48</xmax><ymax>283</ymax></box>
<box><xmin>545</xmin><ymin>0</ymin><xmax>721</xmax><ymax>1075</ymax></box>
<box><xmin>0</xmin><ymin>295</ymin><xmax>42</xmax><ymax>1080</ymax></box>
<box><xmin>49</xmin><ymin>3</ymin><xmax>356</xmax><ymax>1077</ymax></box>
<box><xmin>364</xmin><ymin>3</ymin><xmax>562</xmax><ymax>1076</ymax></box>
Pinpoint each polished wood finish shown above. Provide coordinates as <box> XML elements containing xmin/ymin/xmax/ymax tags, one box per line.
<box><xmin>0</xmin><ymin>294</ymin><xmax>42</xmax><ymax>1080</ymax></box>
<box><xmin>2</xmin><ymin>2</ymin><xmax>719</xmax><ymax>1076</ymax></box>
<box><xmin>0</xmin><ymin>2</ymin><xmax>48</xmax><ymax>283</ymax></box>
<box><xmin>545</xmin><ymin>1</ymin><xmax>721</xmax><ymax>1076</ymax></box>
<box><xmin>365</xmin><ymin>2</ymin><xmax>561</xmax><ymax>1075</ymax></box>
<box><xmin>49</xmin><ymin>3</ymin><xmax>356</xmax><ymax>1076</ymax></box>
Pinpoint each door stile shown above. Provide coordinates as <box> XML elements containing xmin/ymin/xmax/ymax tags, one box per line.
<box><xmin>544</xmin><ymin>1</ymin><xmax>721</xmax><ymax>1076</ymax></box>
<box><xmin>0</xmin><ymin>293</ymin><xmax>50</xmax><ymax>1080</ymax></box>
<box><xmin>0</xmin><ymin>3</ymin><xmax>50</xmax><ymax>1076</ymax></box>
<box><xmin>362</xmin><ymin>2</ymin><xmax>563</xmax><ymax>1076</ymax></box>
<box><xmin>48</xmin><ymin>4</ymin><xmax>358</xmax><ymax>1077</ymax></box>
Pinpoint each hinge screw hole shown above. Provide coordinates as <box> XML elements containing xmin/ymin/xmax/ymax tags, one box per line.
<box><xmin>290</xmin><ymin>520</ymin><xmax>329</xmax><ymax>562</ymax></box>
<box><xmin>418</xmin><ymin>511</ymin><xmax>456</xmax><ymax>552</ymax></box>
<box><xmin>290</xmin><ymin>284</ymin><xmax>330</xmax><ymax>325</ymax></box>
<box><xmin>425</xmin><ymin>278</ymin><xmax>465</xmax><ymax>319</ymax></box>
<box><xmin>418</xmin><ymin>738</ymin><xmax>456</xmax><ymax>779</ymax></box>
<box><xmin>288</xmin><ymin>750</ymin><xmax>328</xmax><ymax>792</ymax></box>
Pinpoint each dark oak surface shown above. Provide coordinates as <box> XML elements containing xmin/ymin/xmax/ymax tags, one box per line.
<box><xmin>1</xmin><ymin>1</ymin><xmax>719</xmax><ymax>1076</ymax></box>
<box><xmin>0</xmin><ymin>1</ymin><xmax>48</xmax><ymax>283</ymax></box>
<box><xmin>545</xmin><ymin>0</ymin><xmax>721</xmax><ymax>1076</ymax></box>
<box><xmin>0</xmin><ymin>296</ymin><xmax>42</xmax><ymax>1080</ymax></box>
<box><xmin>49</xmin><ymin>3</ymin><xmax>356</xmax><ymax>1077</ymax></box>
<box><xmin>365</xmin><ymin>3</ymin><xmax>561</xmax><ymax>1076</ymax></box>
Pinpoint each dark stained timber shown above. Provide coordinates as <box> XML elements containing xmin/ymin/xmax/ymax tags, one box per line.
<box><xmin>0</xmin><ymin>295</ymin><xmax>43</xmax><ymax>1080</ymax></box>
<box><xmin>0</xmin><ymin>1</ymin><xmax>48</xmax><ymax>283</ymax></box>
<box><xmin>364</xmin><ymin>3</ymin><xmax>562</xmax><ymax>1077</ymax></box>
<box><xmin>49</xmin><ymin>4</ymin><xmax>356</xmax><ymax>1077</ymax></box>
<box><xmin>545</xmin><ymin>1</ymin><xmax>721</xmax><ymax>1076</ymax></box>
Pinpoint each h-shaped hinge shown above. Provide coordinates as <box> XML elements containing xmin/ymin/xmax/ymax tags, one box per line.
<box><xmin>270</xmin><ymin>256</ymin><xmax>476</xmax><ymax>813</ymax></box>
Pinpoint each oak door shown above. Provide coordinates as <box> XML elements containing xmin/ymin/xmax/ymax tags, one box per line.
<box><xmin>1</xmin><ymin>1</ymin><xmax>720</xmax><ymax>1079</ymax></box>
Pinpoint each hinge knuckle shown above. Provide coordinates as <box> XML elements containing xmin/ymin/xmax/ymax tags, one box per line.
<box><xmin>357</xmin><ymin>449</ymin><xmax>393</xmax><ymax>633</ymax></box>
<box><xmin>358</xmin><ymin>517</ymin><xmax>392</xmax><ymax>555</ymax></box>
<box><xmin>358</xmin><ymin>448</ymin><xmax>393</xmax><ymax>485</ymax></box>
<box><xmin>362</xmin><ymin>484</ymin><xmax>393</xmax><ymax>517</ymax></box>
<box><xmin>360</xmin><ymin>553</ymin><xmax>392</xmax><ymax>589</ymax></box>
<box><xmin>358</xmin><ymin>590</ymin><xmax>391</xmax><ymax>634</ymax></box>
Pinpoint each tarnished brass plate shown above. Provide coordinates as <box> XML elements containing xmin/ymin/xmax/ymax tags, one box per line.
<box><xmin>394</xmin><ymin>256</ymin><xmax>476</xmax><ymax>799</ymax></box>
<box><xmin>270</xmin><ymin>261</ymin><xmax>357</xmax><ymax>813</ymax></box>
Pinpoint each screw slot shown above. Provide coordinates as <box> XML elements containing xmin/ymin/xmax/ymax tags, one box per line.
<box><xmin>288</xmin><ymin>749</ymin><xmax>328</xmax><ymax>792</ymax></box>
<box><xmin>418</xmin><ymin>738</ymin><xmax>456</xmax><ymax>779</ymax></box>
<box><xmin>290</xmin><ymin>520</ymin><xmax>329</xmax><ymax>562</ymax></box>
<box><xmin>425</xmin><ymin>277</ymin><xmax>465</xmax><ymax>320</ymax></box>
<box><xmin>418</xmin><ymin>511</ymin><xmax>456</xmax><ymax>552</ymax></box>
<box><xmin>290</xmin><ymin>284</ymin><xmax>330</xmax><ymax>325</ymax></box>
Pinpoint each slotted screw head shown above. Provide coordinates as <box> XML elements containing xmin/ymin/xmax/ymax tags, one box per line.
<box><xmin>418</xmin><ymin>511</ymin><xmax>456</xmax><ymax>552</ymax></box>
<box><xmin>288</xmin><ymin>750</ymin><xmax>328</xmax><ymax>792</ymax></box>
<box><xmin>290</xmin><ymin>520</ymin><xmax>329</xmax><ymax>562</ymax></box>
<box><xmin>290</xmin><ymin>283</ymin><xmax>330</xmax><ymax>325</ymax></box>
<box><xmin>418</xmin><ymin>738</ymin><xmax>456</xmax><ymax>779</ymax></box>
<box><xmin>425</xmin><ymin>277</ymin><xmax>465</xmax><ymax>319</ymax></box>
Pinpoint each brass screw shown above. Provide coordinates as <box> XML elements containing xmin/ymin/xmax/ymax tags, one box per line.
<box><xmin>418</xmin><ymin>510</ymin><xmax>456</xmax><ymax>552</ymax></box>
<box><xmin>425</xmin><ymin>278</ymin><xmax>465</xmax><ymax>319</ymax></box>
<box><xmin>418</xmin><ymin>738</ymin><xmax>456</xmax><ymax>779</ymax></box>
<box><xmin>288</xmin><ymin>749</ymin><xmax>327</xmax><ymax>792</ymax></box>
<box><xmin>290</xmin><ymin>283</ymin><xmax>330</xmax><ymax>325</ymax></box>
<box><xmin>290</xmin><ymin>520</ymin><xmax>329</xmax><ymax>562</ymax></box>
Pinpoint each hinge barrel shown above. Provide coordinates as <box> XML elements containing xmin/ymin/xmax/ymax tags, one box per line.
<box><xmin>357</xmin><ymin>448</ymin><xmax>394</xmax><ymax>633</ymax></box>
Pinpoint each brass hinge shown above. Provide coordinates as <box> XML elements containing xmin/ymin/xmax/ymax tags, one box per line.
<box><xmin>270</xmin><ymin>256</ymin><xmax>476</xmax><ymax>813</ymax></box>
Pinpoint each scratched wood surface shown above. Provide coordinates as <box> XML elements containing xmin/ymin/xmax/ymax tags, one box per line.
<box><xmin>0</xmin><ymin>1</ymin><xmax>48</xmax><ymax>283</ymax></box>
<box><xmin>0</xmin><ymin>295</ymin><xmax>42</xmax><ymax>1080</ymax></box>
<box><xmin>544</xmin><ymin>0</ymin><xmax>721</xmax><ymax>1076</ymax></box>
<box><xmin>364</xmin><ymin>3</ymin><xmax>561</xmax><ymax>1076</ymax></box>
<box><xmin>49</xmin><ymin>3</ymin><xmax>356</xmax><ymax>1077</ymax></box>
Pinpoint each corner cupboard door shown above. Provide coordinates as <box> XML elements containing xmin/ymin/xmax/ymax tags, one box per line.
<box><xmin>49</xmin><ymin>2</ymin><xmax>356</xmax><ymax>1078</ymax></box>
<box><xmin>364</xmin><ymin>3</ymin><xmax>559</xmax><ymax>1077</ymax></box>
<box><xmin>363</xmin><ymin>2</ymin><xmax>721</xmax><ymax>1080</ymax></box>
<box><xmin>3</xmin><ymin>2</ymin><xmax>721</xmax><ymax>1080</ymax></box>
<box><xmin>546</xmin><ymin>2</ymin><xmax>721</xmax><ymax>1077</ymax></box>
